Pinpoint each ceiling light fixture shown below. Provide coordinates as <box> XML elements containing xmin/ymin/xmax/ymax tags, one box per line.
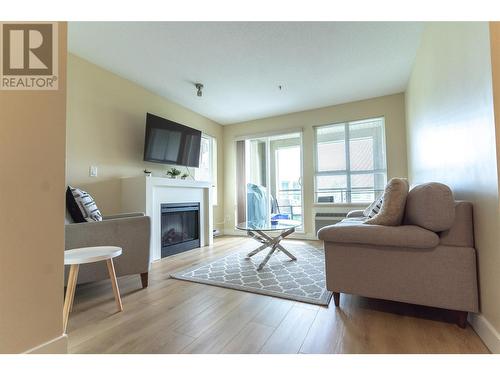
<box><xmin>195</xmin><ymin>83</ymin><xmax>204</xmax><ymax>97</ymax></box>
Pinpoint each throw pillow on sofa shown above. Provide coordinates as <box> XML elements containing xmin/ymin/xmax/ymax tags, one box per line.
<box><xmin>365</xmin><ymin>178</ymin><xmax>409</xmax><ymax>226</ymax></box>
<box><xmin>363</xmin><ymin>194</ymin><xmax>384</xmax><ymax>219</ymax></box>
<box><xmin>66</xmin><ymin>186</ymin><xmax>103</xmax><ymax>223</ymax></box>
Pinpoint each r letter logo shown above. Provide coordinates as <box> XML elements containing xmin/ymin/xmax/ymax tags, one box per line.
<box><xmin>0</xmin><ymin>22</ymin><xmax>58</xmax><ymax>90</ymax></box>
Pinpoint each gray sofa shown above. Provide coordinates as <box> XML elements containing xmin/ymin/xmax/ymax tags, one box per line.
<box><xmin>65</xmin><ymin>212</ymin><xmax>151</xmax><ymax>288</ymax></box>
<box><xmin>317</xmin><ymin>183</ymin><xmax>479</xmax><ymax>328</ymax></box>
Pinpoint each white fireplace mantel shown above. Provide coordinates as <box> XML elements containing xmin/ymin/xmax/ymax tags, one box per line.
<box><xmin>120</xmin><ymin>176</ymin><xmax>213</xmax><ymax>262</ymax></box>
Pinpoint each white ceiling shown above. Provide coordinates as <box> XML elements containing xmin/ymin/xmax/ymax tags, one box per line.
<box><xmin>68</xmin><ymin>22</ymin><xmax>423</xmax><ymax>125</ymax></box>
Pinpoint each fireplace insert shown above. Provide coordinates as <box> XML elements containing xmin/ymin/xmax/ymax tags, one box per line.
<box><xmin>161</xmin><ymin>202</ymin><xmax>200</xmax><ymax>258</ymax></box>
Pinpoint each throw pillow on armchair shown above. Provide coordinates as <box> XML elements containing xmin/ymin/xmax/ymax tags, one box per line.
<box><xmin>66</xmin><ymin>186</ymin><xmax>103</xmax><ymax>223</ymax></box>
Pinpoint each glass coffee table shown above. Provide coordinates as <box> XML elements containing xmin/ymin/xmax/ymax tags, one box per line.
<box><xmin>236</xmin><ymin>219</ymin><xmax>301</xmax><ymax>271</ymax></box>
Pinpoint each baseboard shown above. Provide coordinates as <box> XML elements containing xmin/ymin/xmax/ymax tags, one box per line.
<box><xmin>469</xmin><ymin>313</ymin><xmax>500</xmax><ymax>353</ymax></box>
<box><xmin>24</xmin><ymin>334</ymin><xmax>68</xmax><ymax>354</ymax></box>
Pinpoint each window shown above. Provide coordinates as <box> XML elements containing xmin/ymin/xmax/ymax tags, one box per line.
<box><xmin>314</xmin><ymin>117</ymin><xmax>386</xmax><ymax>204</ymax></box>
<box><xmin>195</xmin><ymin>134</ymin><xmax>217</xmax><ymax>205</ymax></box>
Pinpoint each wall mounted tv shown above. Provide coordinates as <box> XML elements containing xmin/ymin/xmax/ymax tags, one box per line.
<box><xmin>143</xmin><ymin>113</ymin><xmax>202</xmax><ymax>168</ymax></box>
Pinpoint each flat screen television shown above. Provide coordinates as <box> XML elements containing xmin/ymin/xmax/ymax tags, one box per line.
<box><xmin>143</xmin><ymin>113</ymin><xmax>202</xmax><ymax>168</ymax></box>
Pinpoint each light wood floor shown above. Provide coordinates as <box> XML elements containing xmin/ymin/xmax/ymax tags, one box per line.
<box><xmin>67</xmin><ymin>236</ymin><xmax>489</xmax><ymax>354</ymax></box>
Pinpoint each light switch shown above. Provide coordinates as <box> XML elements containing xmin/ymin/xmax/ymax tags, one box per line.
<box><xmin>89</xmin><ymin>165</ymin><xmax>98</xmax><ymax>177</ymax></box>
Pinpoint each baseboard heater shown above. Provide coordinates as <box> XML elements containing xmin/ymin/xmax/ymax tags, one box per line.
<box><xmin>314</xmin><ymin>212</ymin><xmax>346</xmax><ymax>234</ymax></box>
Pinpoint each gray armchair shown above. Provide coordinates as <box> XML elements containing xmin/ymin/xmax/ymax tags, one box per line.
<box><xmin>65</xmin><ymin>212</ymin><xmax>151</xmax><ymax>288</ymax></box>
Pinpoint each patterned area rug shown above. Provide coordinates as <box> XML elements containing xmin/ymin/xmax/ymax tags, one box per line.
<box><xmin>170</xmin><ymin>242</ymin><xmax>332</xmax><ymax>306</ymax></box>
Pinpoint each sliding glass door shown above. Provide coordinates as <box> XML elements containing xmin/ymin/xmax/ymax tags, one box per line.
<box><xmin>246</xmin><ymin>138</ymin><xmax>270</xmax><ymax>224</ymax></box>
<box><xmin>241</xmin><ymin>132</ymin><xmax>303</xmax><ymax>229</ymax></box>
<box><xmin>270</xmin><ymin>134</ymin><xmax>302</xmax><ymax>223</ymax></box>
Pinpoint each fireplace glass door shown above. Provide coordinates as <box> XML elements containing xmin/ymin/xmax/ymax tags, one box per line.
<box><xmin>161</xmin><ymin>203</ymin><xmax>200</xmax><ymax>257</ymax></box>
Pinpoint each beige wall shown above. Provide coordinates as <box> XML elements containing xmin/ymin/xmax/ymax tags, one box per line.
<box><xmin>223</xmin><ymin>93</ymin><xmax>408</xmax><ymax>238</ymax></box>
<box><xmin>405</xmin><ymin>22</ymin><xmax>500</xmax><ymax>338</ymax></box>
<box><xmin>0</xmin><ymin>23</ymin><xmax>67</xmax><ymax>353</ymax></box>
<box><xmin>66</xmin><ymin>54</ymin><xmax>225</xmax><ymax>229</ymax></box>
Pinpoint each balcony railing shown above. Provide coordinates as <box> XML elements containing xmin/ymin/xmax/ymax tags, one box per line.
<box><xmin>315</xmin><ymin>187</ymin><xmax>384</xmax><ymax>204</ymax></box>
<box><xmin>276</xmin><ymin>188</ymin><xmax>302</xmax><ymax>221</ymax></box>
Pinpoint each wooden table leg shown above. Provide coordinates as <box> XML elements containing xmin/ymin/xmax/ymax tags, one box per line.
<box><xmin>63</xmin><ymin>264</ymin><xmax>79</xmax><ymax>333</ymax></box>
<box><xmin>68</xmin><ymin>265</ymin><xmax>79</xmax><ymax>313</ymax></box>
<box><xmin>106</xmin><ymin>258</ymin><xmax>123</xmax><ymax>312</ymax></box>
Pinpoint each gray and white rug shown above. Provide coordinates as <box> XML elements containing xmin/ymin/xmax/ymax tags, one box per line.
<box><xmin>170</xmin><ymin>242</ymin><xmax>332</xmax><ymax>306</ymax></box>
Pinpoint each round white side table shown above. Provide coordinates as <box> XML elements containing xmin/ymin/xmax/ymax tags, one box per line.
<box><xmin>63</xmin><ymin>246</ymin><xmax>123</xmax><ymax>332</ymax></box>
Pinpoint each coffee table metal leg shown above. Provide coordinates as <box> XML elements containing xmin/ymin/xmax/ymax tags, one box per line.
<box><xmin>247</xmin><ymin>230</ymin><xmax>267</xmax><ymax>244</ymax></box>
<box><xmin>246</xmin><ymin>227</ymin><xmax>297</xmax><ymax>270</ymax></box>
<box><xmin>247</xmin><ymin>230</ymin><xmax>277</xmax><ymax>258</ymax></box>
<box><xmin>257</xmin><ymin>244</ymin><xmax>278</xmax><ymax>271</ymax></box>
<box><xmin>272</xmin><ymin>227</ymin><xmax>297</xmax><ymax>261</ymax></box>
<box><xmin>247</xmin><ymin>242</ymin><xmax>270</xmax><ymax>257</ymax></box>
<box><xmin>276</xmin><ymin>243</ymin><xmax>297</xmax><ymax>260</ymax></box>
